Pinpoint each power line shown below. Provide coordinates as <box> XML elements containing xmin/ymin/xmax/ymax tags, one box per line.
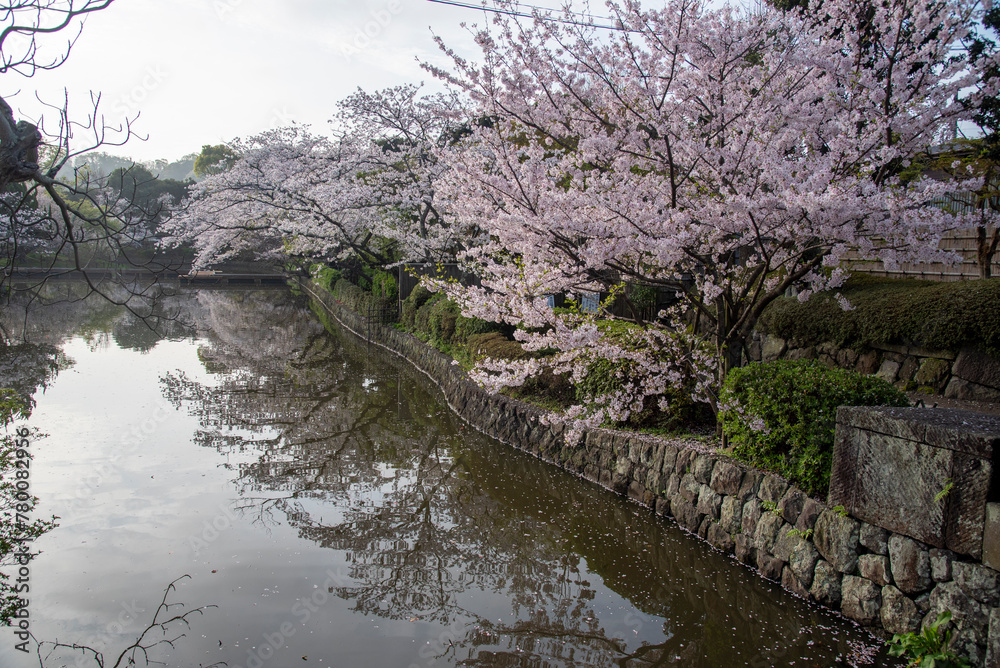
<box><xmin>426</xmin><ymin>0</ymin><xmax>630</xmax><ymax>31</ymax></box>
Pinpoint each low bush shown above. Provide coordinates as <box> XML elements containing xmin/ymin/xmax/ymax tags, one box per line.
<box><xmin>310</xmin><ymin>264</ymin><xmax>342</xmax><ymax>293</ymax></box>
<box><xmin>467</xmin><ymin>332</ymin><xmax>528</xmax><ymax>361</ymax></box>
<box><xmin>332</xmin><ymin>278</ymin><xmax>393</xmax><ymax>314</ymax></box>
<box><xmin>758</xmin><ymin>275</ymin><xmax>1000</xmax><ymax>355</ymax></box>
<box><xmin>719</xmin><ymin>360</ymin><xmax>909</xmax><ymax>496</ymax></box>
<box><xmin>429</xmin><ymin>298</ymin><xmax>460</xmax><ymax>342</ymax></box>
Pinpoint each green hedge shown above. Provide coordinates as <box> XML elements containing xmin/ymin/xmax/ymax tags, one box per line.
<box><xmin>758</xmin><ymin>276</ymin><xmax>1000</xmax><ymax>355</ymax></box>
<box><xmin>719</xmin><ymin>360</ymin><xmax>909</xmax><ymax>496</ymax></box>
<box><xmin>331</xmin><ymin>278</ymin><xmax>394</xmax><ymax>314</ymax></box>
<box><xmin>309</xmin><ymin>264</ymin><xmax>342</xmax><ymax>293</ymax></box>
<box><xmin>401</xmin><ymin>286</ymin><xmax>504</xmax><ymax>349</ymax></box>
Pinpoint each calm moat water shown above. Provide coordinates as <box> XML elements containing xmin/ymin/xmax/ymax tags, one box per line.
<box><xmin>0</xmin><ymin>285</ymin><xmax>897</xmax><ymax>667</ymax></box>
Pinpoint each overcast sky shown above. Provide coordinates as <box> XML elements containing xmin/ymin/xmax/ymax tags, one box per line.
<box><xmin>7</xmin><ymin>0</ymin><xmax>571</xmax><ymax>163</ymax></box>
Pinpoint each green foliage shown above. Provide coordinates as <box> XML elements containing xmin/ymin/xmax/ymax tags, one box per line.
<box><xmin>627</xmin><ymin>283</ymin><xmax>658</xmax><ymax>309</ymax></box>
<box><xmin>888</xmin><ymin>611</ymin><xmax>971</xmax><ymax>668</ymax></box>
<box><xmin>0</xmin><ymin>389</ymin><xmax>58</xmax><ymax>625</ymax></box>
<box><xmin>429</xmin><ymin>299</ymin><xmax>460</xmax><ymax>342</ymax></box>
<box><xmin>408</xmin><ymin>284</ymin><xmax>434</xmax><ymax>309</ymax></box>
<box><xmin>935</xmin><ymin>479</ymin><xmax>955</xmax><ymax>504</ymax></box>
<box><xmin>193</xmin><ymin>144</ymin><xmax>238</xmax><ymax>177</ymax></box>
<box><xmin>467</xmin><ymin>332</ymin><xmax>528</xmax><ymax>361</ymax></box>
<box><xmin>719</xmin><ymin>360</ymin><xmax>909</xmax><ymax>496</ymax></box>
<box><xmin>371</xmin><ymin>269</ymin><xmax>398</xmax><ymax>302</ymax></box>
<box><xmin>758</xmin><ymin>276</ymin><xmax>1000</xmax><ymax>356</ymax></box>
<box><xmin>455</xmin><ymin>314</ymin><xmax>503</xmax><ymax>341</ymax></box>
<box><xmin>310</xmin><ymin>264</ymin><xmax>342</xmax><ymax>293</ymax></box>
<box><xmin>331</xmin><ymin>278</ymin><xmax>393</xmax><ymax>315</ymax></box>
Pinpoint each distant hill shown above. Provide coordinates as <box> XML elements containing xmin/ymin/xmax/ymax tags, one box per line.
<box><xmin>55</xmin><ymin>151</ymin><xmax>198</xmax><ymax>182</ymax></box>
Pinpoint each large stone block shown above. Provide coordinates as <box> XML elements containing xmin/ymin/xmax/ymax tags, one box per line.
<box><xmin>860</xmin><ymin>523</ymin><xmax>890</xmax><ymax>555</ymax></box>
<box><xmin>691</xmin><ymin>454</ymin><xmax>715</xmax><ymax>484</ymax></box>
<box><xmin>696</xmin><ymin>485</ymin><xmax>723</xmax><ymax>519</ymax></box>
<box><xmin>761</xmin><ymin>335</ymin><xmax>786</xmax><ymax>362</ymax></box>
<box><xmin>945</xmin><ymin>377</ymin><xmax>1000</xmax><ymax>404</ymax></box>
<box><xmin>789</xmin><ymin>540</ymin><xmax>820</xmax><ymax>588</ymax></box>
<box><xmin>842</xmin><ymin>575</ymin><xmax>882</xmax><ymax>625</ymax></box>
<box><xmin>814</xmin><ymin>509</ymin><xmax>860</xmax><ymax>574</ymax></box>
<box><xmin>952</xmin><ymin>348</ymin><xmax>1000</xmax><ymax>391</ymax></box>
<box><xmin>984</xmin><ymin>502</ymin><xmax>1000</xmax><ymax>572</ymax></box>
<box><xmin>707</xmin><ymin>522</ymin><xmax>735</xmax><ymax>554</ymax></box>
<box><xmin>810</xmin><ymin>560</ymin><xmax>842</xmax><ymax>606</ymax></box>
<box><xmin>782</xmin><ymin>566</ymin><xmax>810</xmax><ymax>598</ymax></box>
<box><xmin>778</xmin><ymin>487</ymin><xmax>806</xmax><ymax>526</ymax></box>
<box><xmin>754</xmin><ymin>512</ymin><xmax>785</xmax><ymax>555</ymax></box>
<box><xmin>758</xmin><ymin>476</ymin><xmax>788</xmax><ymax>505</ymax></box>
<box><xmin>881</xmin><ymin>585</ymin><xmax>921</xmax><ymax>635</ymax></box>
<box><xmin>796</xmin><ymin>499</ymin><xmax>823</xmax><ymax>532</ymax></box>
<box><xmin>710</xmin><ymin>460</ymin><xmax>744</xmax><ymax>496</ymax></box>
<box><xmin>719</xmin><ymin>496</ymin><xmax>743</xmax><ymax>535</ymax></box>
<box><xmin>889</xmin><ymin>534</ymin><xmax>932</xmax><ymax>595</ymax></box>
<box><xmin>858</xmin><ymin>554</ymin><xmax>892</xmax><ymax>587</ymax></box>
<box><xmin>953</xmin><ymin>562</ymin><xmax>1000</xmax><ymax>607</ymax></box>
<box><xmin>830</xmin><ymin>407</ymin><xmax>1000</xmax><ymax>559</ymax></box>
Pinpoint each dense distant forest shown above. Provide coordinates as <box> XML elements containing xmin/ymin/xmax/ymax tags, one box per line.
<box><xmin>56</xmin><ymin>151</ymin><xmax>198</xmax><ymax>182</ymax></box>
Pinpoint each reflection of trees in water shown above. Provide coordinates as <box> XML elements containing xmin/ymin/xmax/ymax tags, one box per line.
<box><xmin>161</xmin><ymin>294</ymin><xmax>633</xmax><ymax>657</ymax></box>
<box><xmin>0</xmin><ymin>280</ymin><xmax>199</xmax><ymax>353</ymax></box>
<box><xmin>161</xmin><ymin>292</ymin><xmax>883</xmax><ymax>668</ymax></box>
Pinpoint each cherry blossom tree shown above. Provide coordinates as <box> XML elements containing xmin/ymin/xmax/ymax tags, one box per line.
<box><xmin>163</xmin><ymin>86</ymin><xmax>467</xmax><ymax>272</ymax></box>
<box><xmin>424</xmin><ymin>0</ymin><xmax>995</xmax><ymax>432</ymax></box>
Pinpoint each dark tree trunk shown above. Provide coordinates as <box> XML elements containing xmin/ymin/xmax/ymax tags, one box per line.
<box><xmin>0</xmin><ymin>98</ymin><xmax>41</xmax><ymax>189</ymax></box>
<box><xmin>977</xmin><ymin>225</ymin><xmax>999</xmax><ymax>280</ymax></box>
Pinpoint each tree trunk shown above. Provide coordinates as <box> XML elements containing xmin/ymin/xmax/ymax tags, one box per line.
<box><xmin>977</xmin><ymin>225</ymin><xmax>999</xmax><ymax>280</ymax></box>
<box><xmin>0</xmin><ymin>97</ymin><xmax>41</xmax><ymax>189</ymax></box>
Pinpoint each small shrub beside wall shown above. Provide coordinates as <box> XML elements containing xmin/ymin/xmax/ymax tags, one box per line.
<box><xmin>719</xmin><ymin>360</ymin><xmax>909</xmax><ymax>496</ymax></box>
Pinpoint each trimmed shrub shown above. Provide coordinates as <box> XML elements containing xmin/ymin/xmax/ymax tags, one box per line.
<box><xmin>468</xmin><ymin>332</ymin><xmax>528</xmax><ymax>361</ymax></box>
<box><xmin>407</xmin><ymin>284</ymin><xmax>434</xmax><ymax>309</ymax></box>
<box><xmin>429</xmin><ymin>298</ymin><xmax>460</xmax><ymax>342</ymax></box>
<box><xmin>758</xmin><ymin>276</ymin><xmax>1000</xmax><ymax>356</ymax></box>
<box><xmin>413</xmin><ymin>292</ymin><xmax>445</xmax><ymax>336</ymax></box>
<box><xmin>455</xmin><ymin>315</ymin><xmax>504</xmax><ymax>343</ymax></box>
<box><xmin>719</xmin><ymin>360</ymin><xmax>909</xmax><ymax>496</ymax></box>
<box><xmin>310</xmin><ymin>264</ymin><xmax>342</xmax><ymax>293</ymax></box>
<box><xmin>331</xmin><ymin>278</ymin><xmax>392</xmax><ymax>314</ymax></box>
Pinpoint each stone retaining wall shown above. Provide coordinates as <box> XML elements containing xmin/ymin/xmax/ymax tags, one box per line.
<box><xmin>749</xmin><ymin>332</ymin><xmax>1000</xmax><ymax>404</ymax></box>
<box><xmin>300</xmin><ymin>278</ymin><xmax>1000</xmax><ymax>666</ymax></box>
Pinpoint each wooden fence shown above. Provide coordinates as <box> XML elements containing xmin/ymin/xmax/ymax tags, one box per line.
<box><xmin>849</xmin><ymin>227</ymin><xmax>999</xmax><ymax>282</ymax></box>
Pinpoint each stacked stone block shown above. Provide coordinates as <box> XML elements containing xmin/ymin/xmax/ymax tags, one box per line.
<box><xmin>749</xmin><ymin>332</ymin><xmax>1000</xmax><ymax>404</ymax></box>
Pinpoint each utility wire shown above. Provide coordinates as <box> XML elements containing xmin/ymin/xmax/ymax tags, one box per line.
<box><xmin>426</xmin><ymin>0</ymin><xmax>630</xmax><ymax>31</ymax></box>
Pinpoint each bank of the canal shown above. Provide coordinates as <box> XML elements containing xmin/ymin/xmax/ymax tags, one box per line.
<box><xmin>299</xmin><ymin>277</ymin><xmax>1000</xmax><ymax>667</ymax></box>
